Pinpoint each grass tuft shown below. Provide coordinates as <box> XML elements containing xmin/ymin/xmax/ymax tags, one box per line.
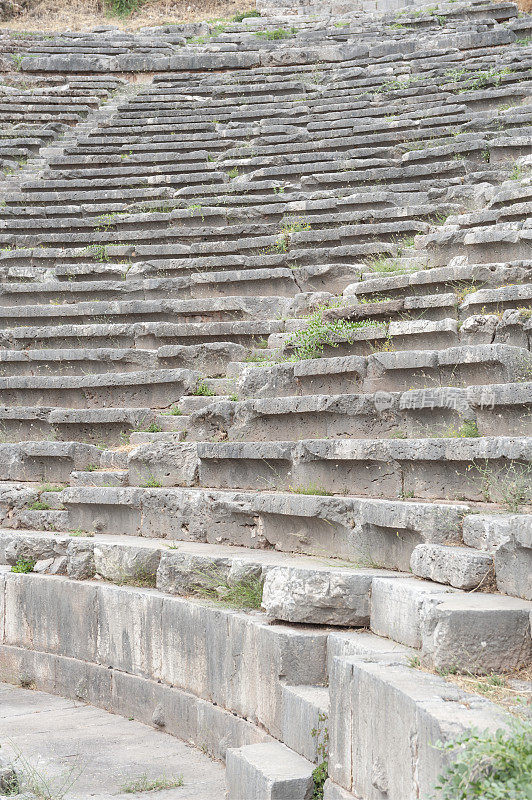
<box><xmin>192</xmin><ymin>567</ymin><xmax>263</xmax><ymax>609</ymax></box>
<box><xmin>288</xmin><ymin>483</ymin><xmax>332</xmax><ymax>496</ymax></box>
<box><xmin>122</xmin><ymin>773</ymin><xmax>184</xmax><ymax>793</ymax></box>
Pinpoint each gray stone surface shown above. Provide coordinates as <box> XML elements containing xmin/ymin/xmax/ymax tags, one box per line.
<box><xmin>323</xmin><ymin>780</ymin><xmax>359</xmax><ymax>800</ymax></box>
<box><xmin>494</xmin><ymin>516</ymin><xmax>532</xmax><ymax>600</ymax></box>
<box><xmin>226</xmin><ymin>742</ymin><xmax>314</xmax><ymax>800</ymax></box>
<box><xmin>410</xmin><ymin>543</ymin><xmax>493</xmax><ymax>590</ymax></box>
<box><xmin>0</xmin><ymin>645</ymin><xmax>270</xmax><ymax>763</ymax></box>
<box><xmin>0</xmin><ymin>682</ymin><xmax>225</xmax><ymax>799</ymax></box>
<box><xmin>262</xmin><ymin>565</ymin><xmax>402</xmax><ymax>626</ymax></box>
<box><xmin>1</xmin><ymin>8</ymin><xmax>532</xmax><ymax>799</ymax></box>
<box><xmin>370</xmin><ymin>577</ymin><xmax>457</xmax><ymax>649</ymax></box>
<box><xmin>281</xmin><ymin>684</ymin><xmax>329</xmax><ymax>763</ymax></box>
<box><xmin>421</xmin><ymin>593</ymin><xmax>532</xmax><ymax>673</ymax></box>
<box><xmin>328</xmin><ymin>657</ymin><xmax>510</xmax><ymax>800</ymax></box>
<box><xmin>62</xmin><ymin>485</ymin><xmax>468</xmax><ymax>568</ymax></box>
<box><xmin>1</xmin><ymin>572</ymin><xmax>329</xmax><ymax>740</ymax></box>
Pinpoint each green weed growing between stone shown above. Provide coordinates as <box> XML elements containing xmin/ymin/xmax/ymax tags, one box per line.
<box><xmin>11</xmin><ymin>558</ymin><xmax>35</xmax><ymax>573</ymax></box>
<box><xmin>122</xmin><ymin>773</ymin><xmax>184</xmax><ymax>793</ymax></box>
<box><xmin>7</xmin><ymin>743</ymin><xmax>83</xmax><ymax>800</ymax></box>
<box><xmin>192</xmin><ymin>567</ymin><xmax>264</xmax><ymax>610</ymax></box>
<box><xmin>288</xmin><ymin>483</ymin><xmax>332</xmax><ymax>496</ymax></box>
<box><xmin>104</xmin><ymin>0</ymin><xmax>144</xmax><ymax>17</ymax></box>
<box><xmin>193</xmin><ymin>380</ymin><xmax>216</xmax><ymax>396</ymax></box>
<box><xmin>283</xmin><ymin>302</ymin><xmax>377</xmax><ymax>361</ymax></box>
<box><xmin>311</xmin><ymin>712</ymin><xmax>329</xmax><ymax>800</ymax></box>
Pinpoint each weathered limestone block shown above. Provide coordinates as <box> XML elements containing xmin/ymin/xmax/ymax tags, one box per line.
<box><xmin>66</xmin><ymin>540</ymin><xmax>95</xmax><ymax>580</ymax></box>
<box><xmin>0</xmin><ymin>484</ymin><xmax>40</xmax><ymax>528</ymax></box>
<box><xmin>370</xmin><ymin>577</ymin><xmax>457</xmax><ymax>649</ymax></box>
<box><xmin>281</xmin><ymin>684</ymin><xmax>329</xmax><ymax>763</ymax></box>
<box><xmin>3</xmin><ymin>573</ymin><xmax>99</xmax><ymax>663</ymax></box>
<box><xmin>323</xmin><ymin>780</ymin><xmax>357</xmax><ymax>800</ymax></box>
<box><xmin>0</xmin><ymin>442</ymin><xmax>101</xmax><ymax>482</ymax></box>
<box><xmin>156</xmin><ymin>549</ymin><xmax>234</xmax><ymax>595</ymax></box>
<box><xmin>128</xmin><ymin>441</ymin><xmax>199</xmax><ymax>487</ymax></box>
<box><xmin>262</xmin><ymin>566</ymin><xmax>402</xmax><ymax>626</ymax></box>
<box><xmin>410</xmin><ymin>543</ymin><xmax>493</xmax><ymax>590</ymax></box>
<box><xmin>463</xmin><ymin>514</ymin><xmax>532</xmax><ymax>599</ymax></box>
<box><xmin>97</xmin><ymin>583</ymin><xmax>164</xmax><ymax>679</ymax></box>
<box><xmin>462</xmin><ymin>513</ymin><xmax>515</xmax><ymax>552</ymax></box>
<box><xmin>2</xmin><ymin>532</ymin><xmax>67</xmax><ymax>565</ymax></box>
<box><xmin>494</xmin><ymin>516</ymin><xmax>532</xmax><ymax>600</ymax></box>
<box><xmin>322</xmin><ymin>298</ymin><xmax>404</xmax><ymax>322</ymax></box>
<box><xmin>420</xmin><ymin>594</ymin><xmax>532</xmax><ymax>673</ymax></box>
<box><xmin>226</xmin><ymin>742</ymin><xmax>314</xmax><ymax>800</ymax></box>
<box><xmin>328</xmin><ymin>657</ymin><xmax>510</xmax><ymax>800</ymax></box>
<box><xmin>93</xmin><ymin>541</ymin><xmax>161</xmax><ymax>582</ymax></box>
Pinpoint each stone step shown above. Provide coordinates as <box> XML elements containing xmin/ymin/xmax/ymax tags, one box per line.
<box><xmin>328</xmin><ymin>638</ymin><xmax>512</xmax><ymax>800</ymax></box>
<box><xmin>0</xmin><ymin>217</ymin><xmax>430</xmax><ymax>262</ymax></box>
<box><xmin>5</xmin><ymin>314</ymin><xmax>524</xmax><ymax>380</ymax></box>
<box><xmin>1</xmin><ymin>528</ymin><xmax>528</xmax><ymax>675</ymax></box>
<box><xmin>181</xmin><ymin>382</ymin><xmax>532</xmax><ymax>442</ymax></box>
<box><xmin>0</xmin><ymin>342</ymin><xmax>250</xmax><ymax>380</ymax></box>
<box><xmin>70</xmin><ymin>470</ymin><xmax>130</xmax><ymax>487</ymax></box>
<box><xmin>59</xmin><ymin>484</ymin><xmax>470</xmax><ymax>571</ymax></box>
<box><xmin>347</xmin><ymin>261</ymin><xmax>532</xmax><ymax>301</ymax></box>
<box><xmin>226</xmin><ymin>742</ymin><xmax>314</xmax><ymax>800</ymax></box>
<box><xmin>0</xmin><ymin>527</ymin><xmax>404</xmax><ymax>626</ymax></box>
<box><xmin>123</xmin><ymin>435</ymin><xmax>532</xmax><ymax>504</ymax></box>
<box><xmin>0</xmin><ymin>265</ymin><xmax>354</xmax><ymax>305</ymax></box>
<box><xmin>0</xmin><ymin>320</ymin><xmax>284</xmax><ymax>351</ymax></box>
<box><xmin>0</xmin><ymin>407</ymin><xmax>158</xmax><ymax>446</ymax></box>
<box><xmin>0</xmin><ymin>296</ymin><xmax>293</xmax><ymax>328</ymax></box>
<box><xmin>231</xmin><ymin>344</ymin><xmax>531</xmax><ymax>397</ymax></box>
<box><xmin>0</xmin><ymin>442</ymin><xmax>101</xmax><ymax>483</ymax></box>
<box><xmin>0</xmin><ymin>369</ymin><xmax>199</xmax><ymax>409</ymax></box>
<box><xmin>0</xmin><ymin>204</ymin><xmax>446</xmax><ymax>247</ymax></box>
<box><xmin>281</xmin><ymin>684</ymin><xmax>329</xmax><ymax>762</ymax></box>
<box><xmin>0</xmin><ymin>569</ymin><xmax>329</xmax><ymax>745</ymax></box>
<box><xmin>369</xmin><ymin>575</ymin><xmax>531</xmax><ymax>672</ymax></box>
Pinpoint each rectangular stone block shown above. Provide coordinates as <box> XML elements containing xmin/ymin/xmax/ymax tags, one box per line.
<box><xmin>3</xmin><ymin>573</ymin><xmax>98</xmax><ymax>662</ymax></box>
<box><xmin>370</xmin><ymin>577</ymin><xmax>457</xmax><ymax>648</ymax></box>
<box><xmin>329</xmin><ymin>657</ymin><xmax>510</xmax><ymax>799</ymax></box>
<box><xmin>263</xmin><ymin>566</ymin><xmax>403</xmax><ymax>626</ymax></box>
<box><xmin>226</xmin><ymin>742</ymin><xmax>314</xmax><ymax>800</ymax></box>
<box><xmin>281</xmin><ymin>684</ymin><xmax>329</xmax><ymax>762</ymax></box>
<box><xmin>420</xmin><ymin>593</ymin><xmax>532</xmax><ymax>673</ymax></box>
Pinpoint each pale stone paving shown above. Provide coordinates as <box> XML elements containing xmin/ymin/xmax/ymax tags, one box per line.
<box><xmin>0</xmin><ymin>683</ymin><xmax>226</xmax><ymax>799</ymax></box>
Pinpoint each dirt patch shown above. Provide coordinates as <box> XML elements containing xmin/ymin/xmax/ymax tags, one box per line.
<box><xmin>1</xmin><ymin>0</ymin><xmax>255</xmax><ymax>32</ymax></box>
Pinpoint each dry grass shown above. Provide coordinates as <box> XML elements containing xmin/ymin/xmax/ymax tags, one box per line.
<box><xmin>410</xmin><ymin>659</ymin><xmax>532</xmax><ymax>716</ymax></box>
<box><xmin>2</xmin><ymin>0</ymin><xmax>254</xmax><ymax>32</ymax></box>
<box><xmin>444</xmin><ymin>666</ymin><xmax>532</xmax><ymax>715</ymax></box>
<box><xmin>4</xmin><ymin>0</ymin><xmax>531</xmax><ymax>31</ymax></box>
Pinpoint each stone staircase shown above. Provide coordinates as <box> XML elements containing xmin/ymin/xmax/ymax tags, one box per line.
<box><xmin>0</xmin><ymin>2</ymin><xmax>531</xmax><ymax>798</ymax></box>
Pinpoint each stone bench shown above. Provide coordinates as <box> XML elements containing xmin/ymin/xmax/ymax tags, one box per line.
<box><xmin>58</xmin><ymin>483</ymin><xmax>469</xmax><ymax>570</ymax></box>
<box><xmin>0</xmin><ymin>369</ymin><xmax>199</xmax><ymax>409</ymax></box>
<box><xmin>231</xmin><ymin>344</ymin><xmax>530</xmax><ymax>397</ymax></box>
<box><xmin>0</xmin><ymin>442</ymin><xmax>101</xmax><ymax>482</ymax></box>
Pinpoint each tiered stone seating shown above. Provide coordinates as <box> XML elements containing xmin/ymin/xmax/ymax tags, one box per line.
<box><xmin>0</xmin><ymin>3</ymin><xmax>530</xmax><ymax>799</ymax></box>
<box><xmin>0</xmin><ymin>71</ymin><xmax>126</xmax><ymax>174</ymax></box>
